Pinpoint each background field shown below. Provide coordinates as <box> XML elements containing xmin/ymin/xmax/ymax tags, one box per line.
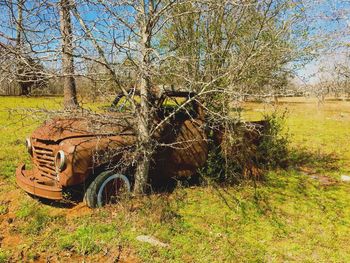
<box><xmin>0</xmin><ymin>96</ymin><xmax>349</xmax><ymax>262</ymax></box>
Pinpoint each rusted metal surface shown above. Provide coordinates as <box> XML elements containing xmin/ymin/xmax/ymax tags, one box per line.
<box><xmin>31</xmin><ymin>116</ymin><xmax>134</xmax><ymax>142</ymax></box>
<box><xmin>16</xmin><ymin>164</ymin><xmax>63</xmax><ymax>200</ymax></box>
<box><xmin>16</xmin><ymin>91</ymin><xmax>265</xmax><ymax>200</ymax></box>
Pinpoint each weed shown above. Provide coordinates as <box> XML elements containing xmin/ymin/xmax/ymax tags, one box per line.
<box><xmin>0</xmin><ymin>202</ymin><xmax>9</xmax><ymax>215</ymax></box>
<box><xmin>57</xmin><ymin>223</ymin><xmax>118</xmax><ymax>255</ymax></box>
<box><xmin>0</xmin><ymin>249</ymin><xmax>9</xmax><ymax>263</ymax></box>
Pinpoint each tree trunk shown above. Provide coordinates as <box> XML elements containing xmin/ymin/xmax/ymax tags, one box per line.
<box><xmin>133</xmin><ymin>9</ymin><xmax>153</xmax><ymax>194</ymax></box>
<box><xmin>16</xmin><ymin>0</ymin><xmax>30</xmax><ymax>96</ymax></box>
<box><xmin>59</xmin><ymin>0</ymin><xmax>78</xmax><ymax>109</ymax></box>
<box><xmin>16</xmin><ymin>0</ymin><xmax>23</xmax><ymax>49</ymax></box>
<box><xmin>134</xmin><ymin>76</ymin><xmax>152</xmax><ymax>194</ymax></box>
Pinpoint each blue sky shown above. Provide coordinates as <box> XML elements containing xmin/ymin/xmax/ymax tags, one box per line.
<box><xmin>1</xmin><ymin>0</ymin><xmax>349</xmax><ymax>85</ymax></box>
<box><xmin>296</xmin><ymin>0</ymin><xmax>350</xmax><ymax>84</ymax></box>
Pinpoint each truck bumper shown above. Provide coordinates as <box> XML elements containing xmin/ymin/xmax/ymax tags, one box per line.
<box><xmin>16</xmin><ymin>164</ymin><xmax>63</xmax><ymax>200</ymax></box>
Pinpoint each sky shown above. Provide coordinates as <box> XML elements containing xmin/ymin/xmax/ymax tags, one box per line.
<box><xmin>296</xmin><ymin>51</ymin><xmax>350</xmax><ymax>85</ymax></box>
<box><xmin>1</xmin><ymin>0</ymin><xmax>350</xmax><ymax>86</ymax></box>
<box><xmin>295</xmin><ymin>0</ymin><xmax>350</xmax><ymax>85</ymax></box>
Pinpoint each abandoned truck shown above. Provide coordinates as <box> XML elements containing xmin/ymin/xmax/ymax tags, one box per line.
<box><xmin>16</xmin><ymin>91</ymin><xmax>266</xmax><ymax>207</ymax></box>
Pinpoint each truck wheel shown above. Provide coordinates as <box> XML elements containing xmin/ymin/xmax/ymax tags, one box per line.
<box><xmin>84</xmin><ymin>171</ymin><xmax>131</xmax><ymax>208</ymax></box>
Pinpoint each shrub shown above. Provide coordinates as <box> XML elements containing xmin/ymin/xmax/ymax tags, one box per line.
<box><xmin>257</xmin><ymin>111</ymin><xmax>289</xmax><ymax>169</ymax></box>
<box><xmin>201</xmin><ymin>111</ymin><xmax>289</xmax><ymax>183</ymax></box>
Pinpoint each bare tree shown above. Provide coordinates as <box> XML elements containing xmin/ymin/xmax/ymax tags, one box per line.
<box><xmin>133</xmin><ymin>0</ymin><xmax>154</xmax><ymax>194</ymax></box>
<box><xmin>0</xmin><ymin>0</ymin><xmax>49</xmax><ymax>95</ymax></box>
<box><xmin>15</xmin><ymin>0</ymin><xmax>28</xmax><ymax>95</ymax></box>
<box><xmin>59</xmin><ymin>0</ymin><xmax>78</xmax><ymax>108</ymax></box>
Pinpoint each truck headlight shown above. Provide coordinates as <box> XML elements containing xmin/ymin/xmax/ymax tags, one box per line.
<box><xmin>25</xmin><ymin>138</ymin><xmax>32</xmax><ymax>155</ymax></box>
<box><xmin>55</xmin><ymin>150</ymin><xmax>67</xmax><ymax>172</ymax></box>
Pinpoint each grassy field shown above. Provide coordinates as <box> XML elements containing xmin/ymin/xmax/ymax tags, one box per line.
<box><xmin>0</xmin><ymin>96</ymin><xmax>350</xmax><ymax>262</ymax></box>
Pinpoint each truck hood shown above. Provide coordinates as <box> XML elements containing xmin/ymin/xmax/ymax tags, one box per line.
<box><xmin>31</xmin><ymin>116</ymin><xmax>135</xmax><ymax>142</ymax></box>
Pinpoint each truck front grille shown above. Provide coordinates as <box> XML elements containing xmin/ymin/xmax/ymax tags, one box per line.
<box><xmin>33</xmin><ymin>146</ymin><xmax>57</xmax><ymax>179</ymax></box>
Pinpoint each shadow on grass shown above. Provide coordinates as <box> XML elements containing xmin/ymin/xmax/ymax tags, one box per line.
<box><xmin>37</xmin><ymin>174</ymin><xmax>198</xmax><ymax>209</ymax></box>
<box><xmin>325</xmin><ymin>98</ymin><xmax>350</xmax><ymax>102</ymax></box>
<box><xmin>288</xmin><ymin>147</ymin><xmax>340</xmax><ymax>171</ymax></box>
<box><xmin>208</xmin><ymin>147</ymin><xmax>341</xmax><ymax>223</ymax></box>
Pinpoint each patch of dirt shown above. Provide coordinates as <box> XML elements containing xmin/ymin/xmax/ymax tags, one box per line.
<box><xmin>0</xmin><ymin>186</ymin><xmax>25</xmax><ymax>257</ymax></box>
<box><xmin>299</xmin><ymin>166</ymin><xmax>338</xmax><ymax>186</ymax></box>
<box><xmin>30</xmin><ymin>247</ymin><xmax>139</xmax><ymax>263</ymax></box>
<box><xmin>7</xmin><ymin>246</ymin><xmax>139</xmax><ymax>263</ymax></box>
<box><xmin>298</xmin><ymin>166</ymin><xmax>317</xmax><ymax>175</ymax></box>
<box><xmin>309</xmin><ymin>174</ymin><xmax>338</xmax><ymax>186</ymax></box>
<box><xmin>0</xmin><ymin>180</ymin><xmax>139</xmax><ymax>262</ymax></box>
<box><xmin>65</xmin><ymin>202</ymin><xmax>92</xmax><ymax>219</ymax></box>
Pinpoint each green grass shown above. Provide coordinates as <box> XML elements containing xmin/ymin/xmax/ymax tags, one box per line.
<box><xmin>0</xmin><ymin>97</ymin><xmax>61</xmax><ymax>180</ymax></box>
<box><xmin>0</xmin><ymin>249</ymin><xmax>9</xmax><ymax>263</ymax></box>
<box><xmin>0</xmin><ymin>96</ymin><xmax>350</xmax><ymax>262</ymax></box>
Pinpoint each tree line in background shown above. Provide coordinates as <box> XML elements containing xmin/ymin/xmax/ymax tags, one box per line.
<box><xmin>0</xmin><ymin>0</ymin><xmax>325</xmax><ymax>192</ymax></box>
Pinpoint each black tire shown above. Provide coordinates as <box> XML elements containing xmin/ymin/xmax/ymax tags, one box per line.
<box><xmin>84</xmin><ymin>171</ymin><xmax>131</xmax><ymax>208</ymax></box>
